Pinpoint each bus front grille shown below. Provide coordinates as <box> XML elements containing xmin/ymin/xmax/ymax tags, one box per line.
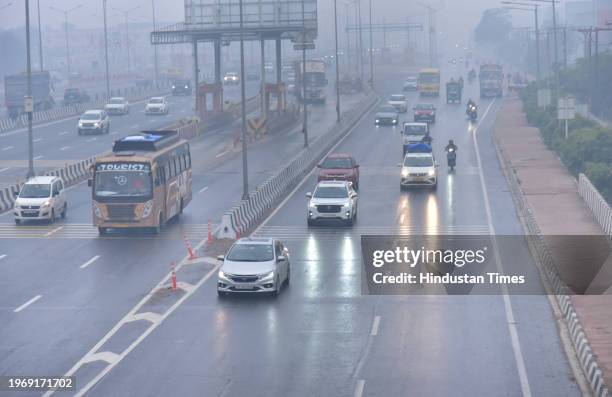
<box><xmin>107</xmin><ymin>204</ymin><xmax>136</xmax><ymax>221</ymax></box>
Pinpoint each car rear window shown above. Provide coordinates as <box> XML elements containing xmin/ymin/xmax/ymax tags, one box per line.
<box><xmin>320</xmin><ymin>157</ymin><xmax>352</xmax><ymax>169</ymax></box>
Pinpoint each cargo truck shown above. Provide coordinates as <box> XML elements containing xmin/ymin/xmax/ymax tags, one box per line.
<box><xmin>4</xmin><ymin>71</ymin><xmax>55</xmax><ymax>118</ymax></box>
<box><xmin>295</xmin><ymin>59</ymin><xmax>328</xmax><ymax>104</ymax></box>
<box><xmin>479</xmin><ymin>64</ymin><xmax>503</xmax><ymax>98</ymax></box>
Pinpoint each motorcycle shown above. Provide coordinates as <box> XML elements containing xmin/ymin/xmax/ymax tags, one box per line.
<box><xmin>467</xmin><ymin>104</ymin><xmax>478</xmax><ymax>122</ymax></box>
<box><xmin>447</xmin><ymin>148</ymin><xmax>457</xmax><ymax>171</ymax></box>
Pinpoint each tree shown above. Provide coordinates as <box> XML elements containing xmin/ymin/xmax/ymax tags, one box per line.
<box><xmin>474</xmin><ymin>8</ymin><xmax>513</xmax><ymax>49</ymax></box>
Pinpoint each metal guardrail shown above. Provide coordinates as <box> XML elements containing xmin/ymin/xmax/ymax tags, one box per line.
<box><xmin>578</xmin><ymin>173</ymin><xmax>612</xmax><ymax>238</ymax></box>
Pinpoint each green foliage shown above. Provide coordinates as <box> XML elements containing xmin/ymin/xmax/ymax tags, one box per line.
<box><xmin>520</xmin><ymin>83</ymin><xmax>612</xmax><ymax>204</ymax></box>
<box><xmin>474</xmin><ymin>9</ymin><xmax>513</xmax><ymax>49</ymax></box>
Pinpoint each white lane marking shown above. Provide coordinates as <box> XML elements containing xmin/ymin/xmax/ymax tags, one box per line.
<box><xmin>60</xmin><ymin>146</ymin><xmax>70</xmax><ymax>151</ymax></box>
<box><xmin>0</xmin><ymin>254</ymin><xmax>6</xmax><ymax>260</ymax></box>
<box><xmin>197</xmin><ymin>186</ymin><xmax>209</xmax><ymax>194</ymax></box>
<box><xmin>34</xmin><ymin>155</ymin><xmax>44</xmax><ymax>160</ymax></box>
<box><xmin>473</xmin><ymin>100</ymin><xmax>532</xmax><ymax>397</ymax></box>
<box><xmin>14</xmin><ymin>295</ymin><xmax>42</xmax><ymax>313</ymax></box>
<box><xmin>215</xmin><ymin>150</ymin><xmax>229</xmax><ymax>158</ymax></box>
<box><xmin>370</xmin><ymin>316</ymin><xmax>381</xmax><ymax>336</ymax></box>
<box><xmin>1</xmin><ymin>146</ymin><xmax>13</xmax><ymax>151</ymax></box>
<box><xmin>45</xmin><ymin>226</ymin><xmax>63</xmax><ymax>237</ymax></box>
<box><xmin>34</xmin><ymin>138</ymin><xmax>43</xmax><ymax>143</ymax></box>
<box><xmin>0</xmin><ymin>167</ymin><xmax>10</xmax><ymax>173</ymax></box>
<box><xmin>59</xmin><ymin>131</ymin><xmax>69</xmax><ymax>136</ymax></box>
<box><xmin>354</xmin><ymin>379</ymin><xmax>365</xmax><ymax>397</ymax></box>
<box><xmin>80</xmin><ymin>255</ymin><xmax>100</xmax><ymax>269</ymax></box>
<box><xmin>86</xmin><ymin>137</ymin><xmax>97</xmax><ymax>142</ymax></box>
<box><xmin>253</xmin><ymin>97</ymin><xmax>379</xmax><ymax>234</ymax></box>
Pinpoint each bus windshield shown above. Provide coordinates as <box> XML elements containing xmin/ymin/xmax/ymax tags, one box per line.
<box><xmin>419</xmin><ymin>73</ymin><xmax>439</xmax><ymax>84</ymax></box>
<box><xmin>94</xmin><ymin>163</ymin><xmax>152</xmax><ymax>199</ymax></box>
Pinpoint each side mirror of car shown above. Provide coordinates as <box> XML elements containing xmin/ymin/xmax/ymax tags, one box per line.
<box><xmin>397</xmin><ymin>163</ymin><xmax>402</xmax><ymax>167</ymax></box>
<box><xmin>306</xmin><ymin>192</ymin><xmax>312</xmax><ymax>199</ymax></box>
<box><xmin>217</xmin><ymin>255</ymin><xmax>225</xmax><ymax>261</ymax></box>
<box><xmin>316</xmin><ymin>164</ymin><xmax>321</xmax><ymax>168</ymax></box>
<box><xmin>277</xmin><ymin>255</ymin><xmax>286</xmax><ymax>262</ymax></box>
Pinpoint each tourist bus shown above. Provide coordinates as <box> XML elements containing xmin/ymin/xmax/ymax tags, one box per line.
<box><xmin>418</xmin><ymin>68</ymin><xmax>441</xmax><ymax>96</ymax></box>
<box><xmin>89</xmin><ymin>131</ymin><xmax>192</xmax><ymax>235</ymax></box>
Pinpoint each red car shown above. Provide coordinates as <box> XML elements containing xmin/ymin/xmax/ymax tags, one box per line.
<box><xmin>317</xmin><ymin>154</ymin><xmax>360</xmax><ymax>189</ymax></box>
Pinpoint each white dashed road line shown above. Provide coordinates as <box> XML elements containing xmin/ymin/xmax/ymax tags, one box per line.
<box><xmin>370</xmin><ymin>316</ymin><xmax>381</xmax><ymax>336</ymax></box>
<box><xmin>354</xmin><ymin>379</ymin><xmax>365</xmax><ymax>397</ymax></box>
<box><xmin>34</xmin><ymin>138</ymin><xmax>43</xmax><ymax>143</ymax></box>
<box><xmin>80</xmin><ymin>255</ymin><xmax>101</xmax><ymax>269</ymax></box>
<box><xmin>0</xmin><ymin>167</ymin><xmax>10</xmax><ymax>173</ymax></box>
<box><xmin>215</xmin><ymin>150</ymin><xmax>229</xmax><ymax>159</ymax></box>
<box><xmin>60</xmin><ymin>146</ymin><xmax>70</xmax><ymax>151</ymax></box>
<box><xmin>2</xmin><ymin>146</ymin><xmax>13</xmax><ymax>151</ymax></box>
<box><xmin>34</xmin><ymin>155</ymin><xmax>44</xmax><ymax>160</ymax></box>
<box><xmin>14</xmin><ymin>295</ymin><xmax>42</xmax><ymax>313</ymax></box>
<box><xmin>0</xmin><ymin>254</ymin><xmax>6</xmax><ymax>260</ymax></box>
<box><xmin>197</xmin><ymin>186</ymin><xmax>209</xmax><ymax>194</ymax></box>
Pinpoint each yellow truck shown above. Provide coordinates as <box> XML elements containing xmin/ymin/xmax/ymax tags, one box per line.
<box><xmin>418</xmin><ymin>68</ymin><xmax>440</xmax><ymax>96</ymax></box>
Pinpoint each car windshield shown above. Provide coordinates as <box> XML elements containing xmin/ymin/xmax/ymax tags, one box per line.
<box><xmin>390</xmin><ymin>95</ymin><xmax>405</xmax><ymax>101</ymax></box>
<box><xmin>174</xmin><ymin>80</ymin><xmax>189</xmax><ymax>86</ymax></box>
<box><xmin>149</xmin><ymin>98</ymin><xmax>163</xmax><ymax>104</ymax></box>
<box><xmin>378</xmin><ymin>106</ymin><xmax>396</xmax><ymax>113</ymax></box>
<box><xmin>19</xmin><ymin>183</ymin><xmax>51</xmax><ymax>198</ymax></box>
<box><xmin>404</xmin><ymin>125</ymin><xmax>427</xmax><ymax>135</ymax></box>
<box><xmin>226</xmin><ymin>244</ymin><xmax>274</xmax><ymax>262</ymax></box>
<box><xmin>81</xmin><ymin>113</ymin><xmax>101</xmax><ymax>120</ymax></box>
<box><xmin>314</xmin><ymin>186</ymin><xmax>349</xmax><ymax>198</ymax></box>
<box><xmin>94</xmin><ymin>164</ymin><xmax>152</xmax><ymax>198</ymax></box>
<box><xmin>415</xmin><ymin>104</ymin><xmax>434</xmax><ymax>110</ymax></box>
<box><xmin>406</xmin><ymin>77</ymin><xmax>417</xmax><ymax>82</ymax></box>
<box><xmin>109</xmin><ymin>98</ymin><xmax>124</xmax><ymax>104</ymax></box>
<box><xmin>320</xmin><ymin>157</ymin><xmax>353</xmax><ymax>169</ymax></box>
<box><xmin>404</xmin><ymin>155</ymin><xmax>433</xmax><ymax>167</ymax></box>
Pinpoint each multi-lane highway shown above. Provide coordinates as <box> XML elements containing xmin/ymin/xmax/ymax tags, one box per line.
<box><xmin>0</xmin><ymin>62</ymin><xmax>583</xmax><ymax>397</ymax></box>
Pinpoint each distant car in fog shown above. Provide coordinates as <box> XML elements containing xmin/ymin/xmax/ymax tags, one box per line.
<box><xmin>403</xmin><ymin>76</ymin><xmax>418</xmax><ymax>91</ymax></box>
<box><xmin>388</xmin><ymin>94</ymin><xmax>408</xmax><ymax>113</ymax></box>
<box><xmin>217</xmin><ymin>238</ymin><xmax>290</xmax><ymax>297</ymax></box>
<box><xmin>63</xmin><ymin>88</ymin><xmax>90</xmax><ymax>106</ymax></box>
<box><xmin>413</xmin><ymin>103</ymin><xmax>436</xmax><ymax>123</ymax></box>
<box><xmin>172</xmin><ymin>79</ymin><xmax>192</xmax><ymax>96</ymax></box>
<box><xmin>104</xmin><ymin>97</ymin><xmax>130</xmax><ymax>115</ymax></box>
<box><xmin>145</xmin><ymin>97</ymin><xmax>169</xmax><ymax>115</ymax></box>
<box><xmin>375</xmin><ymin>105</ymin><xmax>400</xmax><ymax>126</ymax></box>
<box><xmin>306</xmin><ymin>180</ymin><xmax>358</xmax><ymax>226</ymax></box>
<box><xmin>223</xmin><ymin>72</ymin><xmax>240</xmax><ymax>85</ymax></box>
<box><xmin>78</xmin><ymin>109</ymin><xmax>110</xmax><ymax>135</ymax></box>
<box><xmin>317</xmin><ymin>153</ymin><xmax>360</xmax><ymax>189</ymax></box>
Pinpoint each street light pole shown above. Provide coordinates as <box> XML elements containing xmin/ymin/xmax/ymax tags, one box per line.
<box><xmin>334</xmin><ymin>0</ymin><xmax>341</xmax><ymax>122</ymax></box>
<box><xmin>525</xmin><ymin>0</ymin><xmax>559</xmax><ymax>94</ymax></box>
<box><xmin>357</xmin><ymin>0</ymin><xmax>364</xmax><ymax>82</ymax></box>
<box><xmin>49</xmin><ymin>4</ymin><xmax>82</xmax><ymax>85</ymax></box>
<box><xmin>112</xmin><ymin>5</ymin><xmax>140</xmax><ymax>79</ymax></box>
<box><xmin>151</xmin><ymin>0</ymin><xmax>159</xmax><ymax>87</ymax></box>
<box><xmin>501</xmin><ymin>2</ymin><xmax>541</xmax><ymax>86</ymax></box>
<box><xmin>301</xmin><ymin>0</ymin><xmax>308</xmax><ymax>147</ymax></box>
<box><xmin>239</xmin><ymin>0</ymin><xmax>249</xmax><ymax>199</ymax></box>
<box><xmin>368</xmin><ymin>0</ymin><xmax>374</xmax><ymax>87</ymax></box>
<box><xmin>103</xmin><ymin>0</ymin><xmax>110</xmax><ymax>99</ymax></box>
<box><xmin>25</xmin><ymin>0</ymin><xmax>34</xmax><ymax>179</ymax></box>
<box><xmin>36</xmin><ymin>0</ymin><xmax>43</xmax><ymax>71</ymax></box>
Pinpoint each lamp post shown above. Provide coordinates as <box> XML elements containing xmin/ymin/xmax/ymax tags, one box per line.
<box><xmin>502</xmin><ymin>2</ymin><xmax>541</xmax><ymax>85</ymax></box>
<box><xmin>151</xmin><ymin>0</ymin><xmax>159</xmax><ymax>87</ymax></box>
<box><xmin>301</xmin><ymin>0</ymin><xmax>308</xmax><ymax>148</ymax></box>
<box><xmin>524</xmin><ymin>0</ymin><xmax>558</xmax><ymax>94</ymax></box>
<box><xmin>103</xmin><ymin>0</ymin><xmax>110</xmax><ymax>99</ymax></box>
<box><xmin>239</xmin><ymin>0</ymin><xmax>249</xmax><ymax>199</ymax></box>
<box><xmin>112</xmin><ymin>5</ymin><xmax>140</xmax><ymax>78</ymax></box>
<box><xmin>49</xmin><ymin>4</ymin><xmax>83</xmax><ymax>84</ymax></box>
<box><xmin>368</xmin><ymin>0</ymin><xmax>374</xmax><ymax>87</ymax></box>
<box><xmin>25</xmin><ymin>0</ymin><xmax>34</xmax><ymax>179</ymax></box>
<box><xmin>36</xmin><ymin>0</ymin><xmax>43</xmax><ymax>71</ymax></box>
<box><xmin>334</xmin><ymin>0</ymin><xmax>341</xmax><ymax>122</ymax></box>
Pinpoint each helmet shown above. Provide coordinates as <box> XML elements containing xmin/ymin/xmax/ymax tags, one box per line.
<box><xmin>449</xmin><ymin>139</ymin><xmax>454</xmax><ymax>144</ymax></box>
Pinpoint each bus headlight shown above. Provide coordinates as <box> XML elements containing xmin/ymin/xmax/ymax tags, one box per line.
<box><xmin>93</xmin><ymin>203</ymin><xmax>102</xmax><ymax>218</ymax></box>
<box><xmin>142</xmin><ymin>201</ymin><xmax>154</xmax><ymax>218</ymax></box>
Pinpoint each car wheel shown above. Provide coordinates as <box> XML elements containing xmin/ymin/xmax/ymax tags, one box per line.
<box><xmin>346</xmin><ymin>216</ymin><xmax>354</xmax><ymax>227</ymax></box>
<box><xmin>98</xmin><ymin>227</ymin><xmax>107</xmax><ymax>236</ymax></box>
<box><xmin>61</xmin><ymin>202</ymin><xmax>67</xmax><ymax>219</ymax></box>
<box><xmin>78</xmin><ymin>129</ymin><xmax>82</xmax><ymax>136</ymax></box>
<box><xmin>152</xmin><ymin>213</ymin><xmax>163</xmax><ymax>234</ymax></box>
<box><xmin>285</xmin><ymin>265</ymin><xmax>290</xmax><ymax>286</ymax></box>
<box><xmin>217</xmin><ymin>290</ymin><xmax>226</xmax><ymax>298</ymax></box>
<box><xmin>274</xmin><ymin>276</ymin><xmax>281</xmax><ymax>296</ymax></box>
<box><xmin>49</xmin><ymin>209</ymin><xmax>55</xmax><ymax>224</ymax></box>
<box><xmin>307</xmin><ymin>218</ymin><xmax>314</xmax><ymax>227</ymax></box>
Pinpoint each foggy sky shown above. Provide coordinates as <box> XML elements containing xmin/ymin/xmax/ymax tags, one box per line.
<box><xmin>0</xmin><ymin>0</ymin><xmax>532</xmax><ymax>46</ymax></box>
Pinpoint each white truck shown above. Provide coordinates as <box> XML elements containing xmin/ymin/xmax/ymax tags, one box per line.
<box><xmin>295</xmin><ymin>60</ymin><xmax>328</xmax><ymax>104</ymax></box>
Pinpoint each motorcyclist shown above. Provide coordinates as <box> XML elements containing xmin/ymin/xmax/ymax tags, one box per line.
<box><xmin>445</xmin><ymin>139</ymin><xmax>458</xmax><ymax>153</ymax></box>
<box><xmin>445</xmin><ymin>140</ymin><xmax>458</xmax><ymax>170</ymax></box>
<box><xmin>466</xmin><ymin>99</ymin><xmax>477</xmax><ymax>115</ymax></box>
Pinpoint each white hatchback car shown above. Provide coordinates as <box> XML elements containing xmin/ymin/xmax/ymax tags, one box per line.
<box><xmin>217</xmin><ymin>238</ymin><xmax>290</xmax><ymax>296</ymax></box>
<box><xmin>105</xmin><ymin>97</ymin><xmax>130</xmax><ymax>115</ymax></box>
<box><xmin>14</xmin><ymin>176</ymin><xmax>67</xmax><ymax>224</ymax></box>
<box><xmin>306</xmin><ymin>180</ymin><xmax>358</xmax><ymax>226</ymax></box>
<box><xmin>388</xmin><ymin>94</ymin><xmax>408</xmax><ymax>113</ymax></box>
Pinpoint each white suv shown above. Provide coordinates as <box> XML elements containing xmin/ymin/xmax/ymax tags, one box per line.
<box><xmin>306</xmin><ymin>180</ymin><xmax>358</xmax><ymax>226</ymax></box>
<box><xmin>388</xmin><ymin>94</ymin><xmax>408</xmax><ymax>113</ymax></box>
<box><xmin>399</xmin><ymin>151</ymin><xmax>438</xmax><ymax>189</ymax></box>
<box><xmin>14</xmin><ymin>176</ymin><xmax>67</xmax><ymax>224</ymax></box>
<box><xmin>145</xmin><ymin>97</ymin><xmax>169</xmax><ymax>115</ymax></box>
<box><xmin>104</xmin><ymin>97</ymin><xmax>130</xmax><ymax>115</ymax></box>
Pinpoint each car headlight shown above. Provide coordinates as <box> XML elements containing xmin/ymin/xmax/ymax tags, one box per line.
<box><xmin>428</xmin><ymin>169</ymin><xmax>436</xmax><ymax>176</ymax></box>
<box><xmin>184</xmin><ymin>85</ymin><xmax>188</xmax><ymax>89</ymax></box>
<box><xmin>375</xmin><ymin>119</ymin><xmax>380</xmax><ymax>123</ymax></box>
<box><xmin>41</xmin><ymin>200</ymin><xmax>51</xmax><ymax>208</ymax></box>
<box><xmin>142</xmin><ymin>201</ymin><xmax>153</xmax><ymax>218</ymax></box>
<box><xmin>308</xmin><ymin>202</ymin><xmax>316</xmax><ymax>209</ymax></box>
<box><xmin>172</xmin><ymin>85</ymin><xmax>175</xmax><ymax>89</ymax></box>
<box><xmin>218</xmin><ymin>270</ymin><xmax>230</xmax><ymax>280</ymax></box>
<box><xmin>93</xmin><ymin>203</ymin><xmax>102</xmax><ymax>218</ymax></box>
<box><xmin>259</xmin><ymin>271</ymin><xmax>274</xmax><ymax>280</ymax></box>
<box><xmin>93</xmin><ymin>122</ymin><xmax>100</xmax><ymax>127</ymax></box>
<box><xmin>343</xmin><ymin>202</ymin><xmax>350</xmax><ymax>208</ymax></box>
<box><xmin>401</xmin><ymin>169</ymin><xmax>409</xmax><ymax>177</ymax></box>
